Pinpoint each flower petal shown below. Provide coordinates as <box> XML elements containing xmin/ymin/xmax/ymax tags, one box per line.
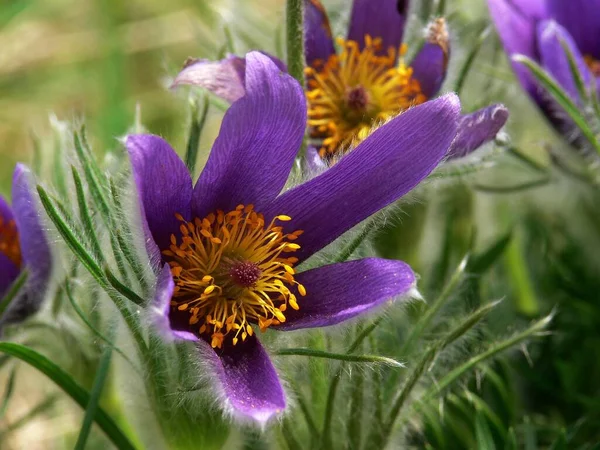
<box><xmin>548</xmin><ymin>0</ymin><xmax>600</xmax><ymax>58</ymax></box>
<box><xmin>277</xmin><ymin>258</ymin><xmax>415</xmax><ymax>331</ymax></box>
<box><xmin>487</xmin><ymin>0</ymin><xmax>542</xmax><ymax>97</ymax></box>
<box><xmin>192</xmin><ymin>51</ymin><xmax>306</xmax><ymax>219</ymax></box>
<box><xmin>304</xmin><ymin>0</ymin><xmax>336</xmax><ymax>67</ymax></box>
<box><xmin>264</xmin><ymin>94</ymin><xmax>460</xmax><ymax>261</ymax></box>
<box><xmin>202</xmin><ymin>336</ymin><xmax>286</xmax><ymax>423</ymax></box>
<box><xmin>447</xmin><ymin>105</ymin><xmax>509</xmax><ymax>159</ymax></box>
<box><xmin>0</xmin><ymin>195</ymin><xmax>18</xmax><ymax>295</ymax></box>
<box><xmin>537</xmin><ymin>20</ymin><xmax>593</xmax><ymax>104</ymax></box>
<box><xmin>171</xmin><ymin>56</ymin><xmax>247</xmax><ymax>103</ymax></box>
<box><xmin>126</xmin><ymin>134</ymin><xmax>193</xmax><ymax>253</ymax></box>
<box><xmin>150</xmin><ymin>266</ymin><xmax>285</xmax><ymax>422</ymax></box>
<box><xmin>347</xmin><ymin>0</ymin><xmax>408</xmax><ymax>56</ymax></box>
<box><xmin>0</xmin><ymin>253</ymin><xmax>20</xmax><ymax>298</ymax></box>
<box><xmin>151</xmin><ymin>264</ymin><xmax>198</xmax><ymax>342</ymax></box>
<box><xmin>410</xmin><ymin>18</ymin><xmax>450</xmax><ymax>98</ymax></box>
<box><xmin>171</xmin><ymin>53</ymin><xmax>288</xmax><ymax>104</ymax></box>
<box><xmin>11</xmin><ymin>164</ymin><xmax>52</xmax><ymax>307</ymax></box>
<box><xmin>304</xmin><ymin>145</ymin><xmax>327</xmax><ymax>174</ymax></box>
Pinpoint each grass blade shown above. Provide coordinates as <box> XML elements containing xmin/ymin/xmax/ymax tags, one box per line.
<box><xmin>0</xmin><ymin>342</ymin><xmax>136</xmax><ymax>450</ymax></box>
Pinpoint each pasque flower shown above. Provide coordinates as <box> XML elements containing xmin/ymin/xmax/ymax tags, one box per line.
<box><xmin>172</xmin><ymin>0</ymin><xmax>508</xmax><ymax>162</ymax></box>
<box><xmin>129</xmin><ymin>52</ymin><xmax>462</xmax><ymax>422</ymax></box>
<box><xmin>0</xmin><ymin>165</ymin><xmax>52</xmax><ymax>328</ymax></box>
<box><xmin>488</xmin><ymin>0</ymin><xmax>600</xmax><ymax>137</ymax></box>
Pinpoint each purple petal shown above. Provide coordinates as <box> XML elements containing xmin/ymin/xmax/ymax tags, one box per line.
<box><xmin>192</xmin><ymin>52</ymin><xmax>306</xmax><ymax>219</ymax></box>
<box><xmin>277</xmin><ymin>258</ymin><xmax>415</xmax><ymax>331</ymax></box>
<box><xmin>150</xmin><ymin>266</ymin><xmax>286</xmax><ymax>422</ymax></box>
<box><xmin>410</xmin><ymin>18</ymin><xmax>450</xmax><ymax>98</ymax></box>
<box><xmin>0</xmin><ymin>253</ymin><xmax>20</xmax><ymax>298</ymax></box>
<box><xmin>204</xmin><ymin>336</ymin><xmax>286</xmax><ymax>423</ymax></box>
<box><xmin>126</xmin><ymin>134</ymin><xmax>193</xmax><ymax>254</ymax></box>
<box><xmin>448</xmin><ymin>105</ymin><xmax>509</xmax><ymax>159</ymax></box>
<box><xmin>171</xmin><ymin>56</ymin><xmax>247</xmax><ymax>103</ymax></box>
<box><xmin>548</xmin><ymin>0</ymin><xmax>600</xmax><ymax>58</ymax></box>
<box><xmin>487</xmin><ymin>0</ymin><xmax>542</xmax><ymax>97</ymax></box>
<box><xmin>171</xmin><ymin>53</ymin><xmax>288</xmax><ymax>104</ymax></box>
<box><xmin>537</xmin><ymin>20</ymin><xmax>593</xmax><ymax>103</ymax></box>
<box><xmin>264</xmin><ymin>94</ymin><xmax>461</xmax><ymax>261</ymax></box>
<box><xmin>347</xmin><ymin>0</ymin><xmax>408</xmax><ymax>56</ymax></box>
<box><xmin>304</xmin><ymin>145</ymin><xmax>327</xmax><ymax>174</ymax></box>
<box><xmin>304</xmin><ymin>0</ymin><xmax>336</xmax><ymax>67</ymax></box>
<box><xmin>11</xmin><ymin>164</ymin><xmax>52</xmax><ymax>305</ymax></box>
<box><xmin>151</xmin><ymin>264</ymin><xmax>198</xmax><ymax>342</ymax></box>
<box><xmin>0</xmin><ymin>195</ymin><xmax>19</xmax><ymax>295</ymax></box>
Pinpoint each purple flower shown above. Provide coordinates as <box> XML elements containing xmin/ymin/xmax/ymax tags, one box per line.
<box><xmin>129</xmin><ymin>52</ymin><xmax>462</xmax><ymax>422</ymax></box>
<box><xmin>172</xmin><ymin>2</ymin><xmax>507</xmax><ymax>162</ymax></box>
<box><xmin>0</xmin><ymin>165</ymin><xmax>52</xmax><ymax>329</ymax></box>
<box><xmin>488</xmin><ymin>0</ymin><xmax>600</xmax><ymax>136</ymax></box>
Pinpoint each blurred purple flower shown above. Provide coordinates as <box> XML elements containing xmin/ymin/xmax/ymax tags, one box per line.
<box><xmin>172</xmin><ymin>1</ymin><xmax>507</xmax><ymax>162</ymax></box>
<box><xmin>130</xmin><ymin>52</ymin><xmax>462</xmax><ymax>423</ymax></box>
<box><xmin>488</xmin><ymin>0</ymin><xmax>600</xmax><ymax>137</ymax></box>
<box><xmin>0</xmin><ymin>165</ymin><xmax>52</xmax><ymax>329</ymax></box>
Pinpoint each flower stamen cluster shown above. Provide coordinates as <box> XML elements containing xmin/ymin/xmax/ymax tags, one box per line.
<box><xmin>0</xmin><ymin>216</ymin><xmax>21</xmax><ymax>267</ymax></box>
<box><xmin>305</xmin><ymin>35</ymin><xmax>426</xmax><ymax>157</ymax></box>
<box><xmin>162</xmin><ymin>204</ymin><xmax>306</xmax><ymax>349</ymax></box>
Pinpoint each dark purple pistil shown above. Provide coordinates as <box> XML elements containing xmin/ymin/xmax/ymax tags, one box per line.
<box><xmin>229</xmin><ymin>261</ymin><xmax>262</xmax><ymax>287</ymax></box>
<box><xmin>346</xmin><ymin>85</ymin><xmax>370</xmax><ymax>111</ymax></box>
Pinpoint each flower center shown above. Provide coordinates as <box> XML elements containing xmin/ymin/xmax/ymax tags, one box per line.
<box><xmin>162</xmin><ymin>204</ymin><xmax>306</xmax><ymax>349</ymax></box>
<box><xmin>0</xmin><ymin>216</ymin><xmax>21</xmax><ymax>268</ymax></box>
<box><xmin>585</xmin><ymin>55</ymin><xmax>600</xmax><ymax>77</ymax></box>
<box><xmin>305</xmin><ymin>36</ymin><xmax>426</xmax><ymax>158</ymax></box>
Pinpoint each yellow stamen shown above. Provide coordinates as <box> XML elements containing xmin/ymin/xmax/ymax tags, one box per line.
<box><xmin>306</xmin><ymin>35</ymin><xmax>427</xmax><ymax>158</ymax></box>
<box><xmin>0</xmin><ymin>215</ymin><xmax>21</xmax><ymax>268</ymax></box>
<box><xmin>163</xmin><ymin>205</ymin><xmax>305</xmax><ymax>348</ymax></box>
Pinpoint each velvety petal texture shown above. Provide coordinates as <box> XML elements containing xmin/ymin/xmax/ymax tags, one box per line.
<box><xmin>203</xmin><ymin>337</ymin><xmax>286</xmax><ymax>423</ymax></box>
<box><xmin>0</xmin><ymin>195</ymin><xmax>18</xmax><ymax>295</ymax></box>
<box><xmin>265</xmin><ymin>94</ymin><xmax>461</xmax><ymax>261</ymax></box>
<box><xmin>172</xmin><ymin>56</ymin><xmax>247</xmax><ymax>103</ymax></box>
<box><xmin>448</xmin><ymin>105</ymin><xmax>509</xmax><ymax>159</ymax></box>
<box><xmin>1</xmin><ymin>165</ymin><xmax>53</xmax><ymax>327</ymax></box>
<box><xmin>127</xmin><ymin>134</ymin><xmax>193</xmax><ymax>252</ymax></box>
<box><xmin>347</xmin><ymin>0</ymin><xmax>408</xmax><ymax>55</ymax></box>
<box><xmin>487</xmin><ymin>0</ymin><xmax>541</xmax><ymax>96</ymax></box>
<box><xmin>548</xmin><ymin>0</ymin><xmax>600</xmax><ymax>58</ymax></box>
<box><xmin>537</xmin><ymin>20</ymin><xmax>593</xmax><ymax>103</ymax></box>
<box><xmin>277</xmin><ymin>259</ymin><xmax>415</xmax><ymax>331</ymax></box>
<box><xmin>304</xmin><ymin>0</ymin><xmax>336</xmax><ymax>66</ymax></box>
<box><xmin>171</xmin><ymin>53</ymin><xmax>287</xmax><ymax>104</ymax></box>
<box><xmin>411</xmin><ymin>43</ymin><xmax>448</xmax><ymax>98</ymax></box>
<box><xmin>192</xmin><ymin>52</ymin><xmax>306</xmax><ymax>218</ymax></box>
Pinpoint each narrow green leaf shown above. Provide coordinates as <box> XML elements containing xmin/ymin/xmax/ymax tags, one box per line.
<box><xmin>75</xmin><ymin>343</ymin><xmax>113</xmax><ymax>450</ymax></box>
<box><xmin>37</xmin><ymin>185</ymin><xmax>105</xmax><ymax>283</ymax></box>
<box><xmin>455</xmin><ymin>26</ymin><xmax>490</xmax><ymax>95</ymax></box>
<box><xmin>560</xmin><ymin>38</ymin><xmax>588</xmax><ymax>103</ymax></box>
<box><xmin>185</xmin><ymin>95</ymin><xmax>210</xmax><ymax>174</ymax></box>
<box><xmin>0</xmin><ymin>343</ymin><xmax>136</xmax><ymax>450</ymax></box>
<box><xmin>473</xmin><ymin>177</ymin><xmax>551</xmax><ymax>193</ymax></box>
<box><xmin>333</xmin><ymin>219</ymin><xmax>376</xmax><ymax>264</ymax></box>
<box><xmin>468</xmin><ymin>232</ymin><xmax>512</xmax><ymax>275</ymax></box>
<box><xmin>0</xmin><ymin>367</ymin><xmax>17</xmax><ymax>418</ymax></box>
<box><xmin>439</xmin><ymin>300</ymin><xmax>502</xmax><ymax>350</ymax></box>
<box><xmin>276</xmin><ymin>348</ymin><xmax>404</xmax><ymax>367</ymax></box>
<box><xmin>0</xmin><ymin>270</ymin><xmax>28</xmax><ymax>318</ymax></box>
<box><xmin>514</xmin><ymin>55</ymin><xmax>600</xmax><ymax>156</ymax></box>
<box><xmin>105</xmin><ymin>268</ymin><xmax>145</xmax><ymax>306</ymax></box>
<box><xmin>0</xmin><ymin>395</ymin><xmax>58</xmax><ymax>440</ymax></box>
<box><xmin>65</xmin><ymin>280</ymin><xmax>139</xmax><ymax>371</ymax></box>
<box><xmin>400</xmin><ymin>256</ymin><xmax>469</xmax><ymax>356</ymax></box>
<box><xmin>346</xmin><ymin>356</ymin><xmax>364</xmax><ymax>450</ymax></box>
<box><xmin>72</xmin><ymin>166</ymin><xmax>104</xmax><ymax>263</ymax></box>
<box><xmin>475</xmin><ymin>411</ymin><xmax>497</xmax><ymax>450</ymax></box>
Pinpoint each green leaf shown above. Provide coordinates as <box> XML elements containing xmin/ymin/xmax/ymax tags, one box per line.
<box><xmin>0</xmin><ymin>270</ymin><xmax>28</xmax><ymax>318</ymax></box>
<box><xmin>475</xmin><ymin>411</ymin><xmax>497</xmax><ymax>450</ymax></box>
<box><xmin>0</xmin><ymin>342</ymin><xmax>136</xmax><ymax>450</ymax></box>
<box><xmin>185</xmin><ymin>95</ymin><xmax>210</xmax><ymax>174</ymax></box>
<box><xmin>455</xmin><ymin>25</ymin><xmax>490</xmax><ymax>95</ymax></box>
<box><xmin>75</xmin><ymin>343</ymin><xmax>113</xmax><ymax>450</ymax></box>
<box><xmin>468</xmin><ymin>232</ymin><xmax>512</xmax><ymax>275</ymax></box>
<box><xmin>514</xmin><ymin>55</ymin><xmax>600</xmax><ymax>157</ymax></box>
<box><xmin>0</xmin><ymin>367</ymin><xmax>17</xmax><ymax>418</ymax></box>
<box><xmin>275</xmin><ymin>348</ymin><xmax>404</xmax><ymax>367</ymax></box>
